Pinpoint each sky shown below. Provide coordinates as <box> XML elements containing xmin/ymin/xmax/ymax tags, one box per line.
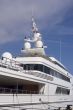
<box><xmin>0</xmin><ymin>0</ymin><xmax>73</xmax><ymax>74</ymax></box>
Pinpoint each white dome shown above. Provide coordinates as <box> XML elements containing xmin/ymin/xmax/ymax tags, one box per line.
<box><xmin>24</xmin><ymin>42</ymin><xmax>31</xmax><ymax>49</ymax></box>
<box><xmin>2</xmin><ymin>52</ymin><xmax>12</xmax><ymax>60</ymax></box>
<box><xmin>34</xmin><ymin>33</ymin><xmax>41</xmax><ymax>41</ymax></box>
<box><xmin>36</xmin><ymin>40</ymin><xmax>43</xmax><ymax>48</ymax></box>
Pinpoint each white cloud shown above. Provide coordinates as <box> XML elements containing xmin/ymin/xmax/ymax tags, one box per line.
<box><xmin>0</xmin><ymin>0</ymin><xmax>73</xmax><ymax>44</ymax></box>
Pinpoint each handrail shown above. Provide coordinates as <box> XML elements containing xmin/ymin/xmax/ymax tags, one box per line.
<box><xmin>0</xmin><ymin>87</ymin><xmax>38</xmax><ymax>94</ymax></box>
<box><xmin>0</xmin><ymin>57</ymin><xmax>23</xmax><ymax>71</ymax></box>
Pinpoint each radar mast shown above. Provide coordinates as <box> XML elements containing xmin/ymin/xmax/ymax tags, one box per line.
<box><xmin>21</xmin><ymin>18</ymin><xmax>46</xmax><ymax>56</ymax></box>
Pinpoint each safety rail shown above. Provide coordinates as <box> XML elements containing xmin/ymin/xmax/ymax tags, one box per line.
<box><xmin>0</xmin><ymin>57</ymin><xmax>53</xmax><ymax>82</ymax></box>
<box><xmin>0</xmin><ymin>57</ymin><xmax>23</xmax><ymax>71</ymax></box>
<box><xmin>0</xmin><ymin>87</ymin><xmax>38</xmax><ymax>94</ymax></box>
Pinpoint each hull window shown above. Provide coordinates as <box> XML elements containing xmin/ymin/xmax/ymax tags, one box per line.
<box><xmin>56</xmin><ymin>87</ymin><xmax>70</xmax><ymax>95</ymax></box>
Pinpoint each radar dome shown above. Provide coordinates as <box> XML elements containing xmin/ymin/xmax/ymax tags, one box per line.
<box><xmin>2</xmin><ymin>52</ymin><xmax>12</xmax><ymax>60</ymax></box>
<box><xmin>34</xmin><ymin>33</ymin><xmax>41</xmax><ymax>41</ymax></box>
<box><xmin>36</xmin><ymin>40</ymin><xmax>43</xmax><ymax>48</ymax></box>
<box><xmin>24</xmin><ymin>42</ymin><xmax>31</xmax><ymax>49</ymax></box>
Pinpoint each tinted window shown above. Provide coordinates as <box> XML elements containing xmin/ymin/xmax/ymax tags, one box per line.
<box><xmin>21</xmin><ymin>64</ymin><xmax>70</xmax><ymax>82</ymax></box>
<box><xmin>56</xmin><ymin>87</ymin><xmax>70</xmax><ymax>95</ymax></box>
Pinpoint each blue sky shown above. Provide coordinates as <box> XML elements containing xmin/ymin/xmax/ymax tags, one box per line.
<box><xmin>0</xmin><ymin>0</ymin><xmax>73</xmax><ymax>74</ymax></box>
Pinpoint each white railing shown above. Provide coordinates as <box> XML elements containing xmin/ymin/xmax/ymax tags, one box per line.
<box><xmin>0</xmin><ymin>87</ymin><xmax>38</xmax><ymax>94</ymax></box>
<box><xmin>0</xmin><ymin>57</ymin><xmax>23</xmax><ymax>71</ymax></box>
<box><xmin>0</xmin><ymin>57</ymin><xmax>53</xmax><ymax>81</ymax></box>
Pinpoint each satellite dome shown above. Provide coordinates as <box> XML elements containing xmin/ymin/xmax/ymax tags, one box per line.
<box><xmin>2</xmin><ymin>52</ymin><xmax>12</xmax><ymax>60</ymax></box>
<box><xmin>34</xmin><ymin>33</ymin><xmax>41</xmax><ymax>41</ymax></box>
<box><xmin>24</xmin><ymin>42</ymin><xmax>31</xmax><ymax>49</ymax></box>
<box><xmin>36</xmin><ymin>40</ymin><xmax>43</xmax><ymax>48</ymax></box>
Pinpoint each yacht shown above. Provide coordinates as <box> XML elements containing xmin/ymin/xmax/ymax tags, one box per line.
<box><xmin>0</xmin><ymin>18</ymin><xmax>73</xmax><ymax>110</ymax></box>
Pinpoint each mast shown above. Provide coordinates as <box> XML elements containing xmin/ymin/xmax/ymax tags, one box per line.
<box><xmin>32</xmin><ymin>18</ymin><xmax>38</xmax><ymax>33</ymax></box>
<box><xmin>21</xmin><ymin>18</ymin><xmax>46</xmax><ymax>56</ymax></box>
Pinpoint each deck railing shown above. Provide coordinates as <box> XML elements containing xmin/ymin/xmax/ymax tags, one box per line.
<box><xmin>0</xmin><ymin>87</ymin><xmax>38</xmax><ymax>94</ymax></box>
<box><xmin>0</xmin><ymin>57</ymin><xmax>23</xmax><ymax>71</ymax></box>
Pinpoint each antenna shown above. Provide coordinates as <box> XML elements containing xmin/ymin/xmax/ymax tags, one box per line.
<box><xmin>60</xmin><ymin>40</ymin><xmax>61</xmax><ymax>62</ymax></box>
<box><xmin>32</xmin><ymin>18</ymin><xmax>38</xmax><ymax>33</ymax></box>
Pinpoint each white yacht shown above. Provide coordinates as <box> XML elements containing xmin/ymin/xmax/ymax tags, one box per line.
<box><xmin>0</xmin><ymin>19</ymin><xmax>73</xmax><ymax>110</ymax></box>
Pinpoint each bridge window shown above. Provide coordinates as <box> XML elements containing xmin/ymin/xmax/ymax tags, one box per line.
<box><xmin>20</xmin><ymin>64</ymin><xmax>70</xmax><ymax>82</ymax></box>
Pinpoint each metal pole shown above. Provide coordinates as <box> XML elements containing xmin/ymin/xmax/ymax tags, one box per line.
<box><xmin>60</xmin><ymin>40</ymin><xmax>61</xmax><ymax>62</ymax></box>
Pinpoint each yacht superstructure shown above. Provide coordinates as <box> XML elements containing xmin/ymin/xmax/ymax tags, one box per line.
<box><xmin>0</xmin><ymin>19</ymin><xmax>73</xmax><ymax>110</ymax></box>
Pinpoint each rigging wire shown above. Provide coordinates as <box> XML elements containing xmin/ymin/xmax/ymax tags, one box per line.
<box><xmin>46</xmin><ymin>39</ymin><xmax>73</xmax><ymax>62</ymax></box>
